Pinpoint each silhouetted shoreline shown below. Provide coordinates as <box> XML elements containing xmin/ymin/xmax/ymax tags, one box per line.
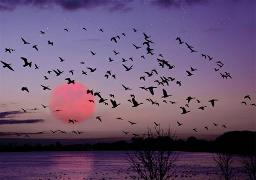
<box><xmin>0</xmin><ymin>131</ymin><xmax>255</xmax><ymax>155</ymax></box>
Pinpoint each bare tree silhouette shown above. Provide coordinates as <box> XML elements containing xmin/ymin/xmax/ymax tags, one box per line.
<box><xmin>243</xmin><ymin>154</ymin><xmax>256</xmax><ymax>180</ymax></box>
<box><xmin>127</xmin><ymin>127</ymin><xmax>178</xmax><ymax>180</ymax></box>
<box><xmin>214</xmin><ymin>152</ymin><xmax>234</xmax><ymax>180</ymax></box>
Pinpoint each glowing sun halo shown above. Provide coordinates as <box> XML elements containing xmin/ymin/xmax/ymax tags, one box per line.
<box><xmin>49</xmin><ymin>82</ymin><xmax>95</xmax><ymax>123</ymax></box>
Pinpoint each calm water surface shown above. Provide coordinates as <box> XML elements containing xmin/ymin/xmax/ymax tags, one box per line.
<box><xmin>0</xmin><ymin>151</ymin><xmax>247</xmax><ymax>180</ymax></box>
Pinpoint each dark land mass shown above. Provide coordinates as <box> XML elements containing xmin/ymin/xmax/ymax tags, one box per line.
<box><xmin>0</xmin><ymin>131</ymin><xmax>255</xmax><ymax>155</ymax></box>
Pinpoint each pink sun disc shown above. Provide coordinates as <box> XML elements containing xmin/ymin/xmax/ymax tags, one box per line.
<box><xmin>49</xmin><ymin>82</ymin><xmax>95</xmax><ymax>123</ymax></box>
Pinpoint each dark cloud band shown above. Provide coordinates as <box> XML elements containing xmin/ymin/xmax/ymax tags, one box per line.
<box><xmin>151</xmin><ymin>0</ymin><xmax>208</xmax><ymax>8</ymax></box>
<box><xmin>0</xmin><ymin>0</ymin><xmax>133</xmax><ymax>12</ymax></box>
<box><xmin>0</xmin><ymin>111</ymin><xmax>23</xmax><ymax>118</ymax></box>
<box><xmin>0</xmin><ymin>119</ymin><xmax>44</xmax><ymax>125</ymax></box>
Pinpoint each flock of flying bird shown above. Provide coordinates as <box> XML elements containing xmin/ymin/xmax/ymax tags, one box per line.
<box><xmin>1</xmin><ymin>26</ymin><xmax>255</xmax><ymax>138</ymax></box>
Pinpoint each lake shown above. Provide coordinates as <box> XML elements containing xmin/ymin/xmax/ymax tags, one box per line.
<box><xmin>0</xmin><ymin>151</ymin><xmax>247</xmax><ymax>180</ymax></box>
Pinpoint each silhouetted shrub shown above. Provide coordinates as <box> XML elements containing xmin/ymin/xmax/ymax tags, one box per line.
<box><xmin>127</xmin><ymin>127</ymin><xmax>178</xmax><ymax>180</ymax></box>
<box><xmin>214</xmin><ymin>152</ymin><xmax>234</xmax><ymax>180</ymax></box>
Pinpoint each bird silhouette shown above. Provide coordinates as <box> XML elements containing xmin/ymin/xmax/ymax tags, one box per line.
<box><xmin>21</xmin><ymin>37</ymin><xmax>30</xmax><ymax>44</ymax></box>
<box><xmin>176</xmin><ymin>81</ymin><xmax>182</xmax><ymax>86</ymax></box>
<box><xmin>111</xmin><ymin>37</ymin><xmax>117</xmax><ymax>43</ymax></box>
<box><xmin>185</xmin><ymin>43</ymin><xmax>197</xmax><ymax>53</ymax></box>
<box><xmin>32</xmin><ymin>45</ymin><xmax>38</xmax><ymax>51</ymax></box>
<box><xmin>224</xmin><ymin>72</ymin><xmax>232</xmax><ymax>79</ymax></box>
<box><xmin>82</xmin><ymin>70</ymin><xmax>87</xmax><ymax>75</ymax></box>
<box><xmin>190</xmin><ymin>67</ymin><xmax>197</xmax><ymax>72</ymax></box>
<box><xmin>1</xmin><ymin>61</ymin><xmax>14</xmax><ymax>71</ymax></box>
<box><xmin>139</xmin><ymin>76</ymin><xmax>146</xmax><ymax>81</ymax></box>
<box><xmin>96</xmin><ymin>116</ymin><xmax>102</xmax><ymax>122</ymax></box>
<box><xmin>41</xmin><ymin>85</ymin><xmax>51</xmax><ymax>90</ymax></box>
<box><xmin>186</xmin><ymin>96</ymin><xmax>195</xmax><ymax>104</ymax></box>
<box><xmin>87</xmin><ymin>89</ymin><xmax>94</xmax><ymax>95</ymax></box>
<box><xmin>144</xmin><ymin>71</ymin><xmax>153</xmax><ymax>77</ymax></box>
<box><xmin>41</xmin><ymin>104</ymin><xmax>47</xmax><ymax>108</ymax></box>
<box><xmin>146</xmin><ymin>47</ymin><xmax>154</xmax><ymax>55</ymax></box>
<box><xmin>180</xmin><ymin>107</ymin><xmax>190</xmax><ymax>114</ymax></box>
<box><xmin>214</xmin><ymin>68</ymin><xmax>220</xmax><ymax>72</ymax></box>
<box><xmin>207</xmin><ymin>55</ymin><xmax>213</xmax><ymax>61</ymax></box>
<box><xmin>129</xmin><ymin>97</ymin><xmax>143</xmax><ymax>107</ymax></box>
<box><xmin>198</xmin><ymin>105</ymin><xmax>207</xmax><ymax>110</ymax></box>
<box><xmin>53</xmin><ymin>69</ymin><xmax>64</xmax><ymax>76</ymax></box>
<box><xmin>68</xmin><ymin>119</ymin><xmax>77</xmax><ymax>124</ymax></box>
<box><xmin>122</xmin><ymin>84</ymin><xmax>132</xmax><ymax>91</ymax></box>
<box><xmin>122</xmin><ymin>131</ymin><xmax>129</xmax><ymax>135</ymax></box>
<box><xmin>129</xmin><ymin>57</ymin><xmax>134</xmax><ymax>61</ymax></box>
<box><xmin>145</xmin><ymin>86</ymin><xmax>157</xmax><ymax>95</ymax></box>
<box><xmin>132</xmin><ymin>43</ymin><xmax>141</xmax><ymax>49</ymax></box>
<box><xmin>154</xmin><ymin>80</ymin><xmax>164</xmax><ymax>86</ymax></box>
<box><xmin>48</xmin><ymin>40</ymin><xmax>53</xmax><ymax>46</ymax></box>
<box><xmin>117</xmin><ymin>117</ymin><xmax>124</xmax><ymax>120</ymax></box>
<box><xmin>21</xmin><ymin>87</ymin><xmax>29</xmax><ymax>93</ymax></box>
<box><xmin>110</xmin><ymin>99</ymin><xmax>120</xmax><ymax>108</ymax></box>
<box><xmin>204</xmin><ymin>126</ymin><xmax>209</xmax><ymax>130</ymax></box>
<box><xmin>59</xmin><ymin>57</ymin><xmax>65</xmax><ymax>62</ymax></box>
<box><xmin>143</xmin><ymin>32</ymin><xmax>151</xmax><ymax>40</ymax></box>
<box><xmin>209</xmin><ymin>99</ymin><xmax>218</xmax><ymax>107</ymax></box>
<box><xmin>244</xmin><ymin>95</ymin><xmax>251</xmax><ymax>101</ymax></box>
<box><xmin>193</xmin><ymin>128</ymin><xmax>198</xmax><ymax>132</ymax></box>
<box><xmin>128</xmin><ymin>121</ymin><xmax>136</xmax><ymax>125</ymax></box>
<box><xmin>90</xmin><ymin>50</ymin><xmax>96</xmax><ymax>55</ymax></box>
<box><xmin>201</xmin><ymin>54</ymin><xmax>207</xmax><ymax>59</ymax></box>
<box><xmin>151</xmin><ymin>69</ymin><xmax>158</xmax><ymax>75</ymax></box>
<box><xmin>162</xmin><ymin>89</ymin><xmax>172</xmax><ymax>98</ymax></box>
<box><xmin>241</xmin><ymin>101</ymin><xmax>247</xmax><ymax>105</ymax></box>
<box><xmin>20</xmin><ymin>57</ymin><xmax>32</xmax><ymax>68</ymax></box>
<box><xmin>40</xmin><ymin>30</ymin><xmax>45</xmax><ymax>34</ymax></box>
<box><xmin>34</xmin><ymin>64</ymin><xmax>39</xmax><ymax>69</ymax></box>
<box><xmin>69</xmin><ymin>70</ymin><xmax>74</xmax><ymax>75</ymax></box>
<box><xmin>186</xmin><ymin>70</ymin><xmax>194</xmax><ymax>76</ymax></box>
<box><xmin>64</xmin><ymin>28</ymin><xmax>68</xmax><ymax>32</ymax></box>
<box><xmin>122</xmin><ymin>58</ymin><xmax>128</xmax><ymax>62</ymax></box>
<box><xmin>105</xmin><ymin>74</ymin><xmax>109</xmax><ymax>79</ymax></box>
<box><xmin>177</xmin><ymin>121</ymin><xmax>183</xmax><ymax>126</ymax></box>
<box><xmin>220</xmin><ymin>73</ymin><xmax>228</xmax><ymax>79</ymax></box>
<box><xmin>99</xmin><ymin>97</ymin><xmax>108</xmax><ymax>104</ymax></box>
<box><xmin>87</xmin><ymin>67</ymin><xmax>96</xmax><ymax>72</ymax></box>
<box><xmin>65</xmin><ymin>78</ymin><xmax>75</xmax><ymax>84</ymax></box>
<box><xmin>89</xmin><ymin>99</ymin><xmax>94</xmax><ymax>103</ymax></box>
<box><xmin>213</xmin><ymin>123</ymin><xmax>218</xmax><ymax>127</ymax></box>
<box><xmin>154</xmin><ymin>122</ymin><xmax>160</xmax><ymax>126</ymax></box>
<box><xmin>113</xmin><ymin>50</ymin><xmax>119</xmax><ymax>55</ymax></box>
<box><xmin>5</xmin><ymin>48</ymin><xmax>14</xmax><ymax>53</ymax></box>
<box><xmin>108</xmin><ymin>57</ymin><xmax>114</xmax><ymax>62</ymax></box>
<box><xmin>99</xmin><ymin>28</ymin><xmax>104</xmax><ymax>32</ymax></box>
<box><xmin>176</xmin><ymin>37</ymin><xmax>183</xmax><ymax>44</ymax></box>
<box><xmin>122</xmin><ymin>64</ymin><xmax>133</xmax><ymax>71</ymax></box>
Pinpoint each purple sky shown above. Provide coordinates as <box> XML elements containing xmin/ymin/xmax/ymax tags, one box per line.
<box><xmin>0</xmin><ymin>0</ymin><xmax>255</xmax><ymax>139</ymax></box>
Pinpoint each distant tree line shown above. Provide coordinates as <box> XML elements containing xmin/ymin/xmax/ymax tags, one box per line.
<box><xmin>0</xmin><ymin>131</ymin><xmax>255</xmax><ymax>155</ymax></box>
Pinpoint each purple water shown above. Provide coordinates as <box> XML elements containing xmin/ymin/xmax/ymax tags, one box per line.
<box><xmin>0</xmin><ymin>151</ymin><xmax>247</xmax><ymax>180</ymax></box>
